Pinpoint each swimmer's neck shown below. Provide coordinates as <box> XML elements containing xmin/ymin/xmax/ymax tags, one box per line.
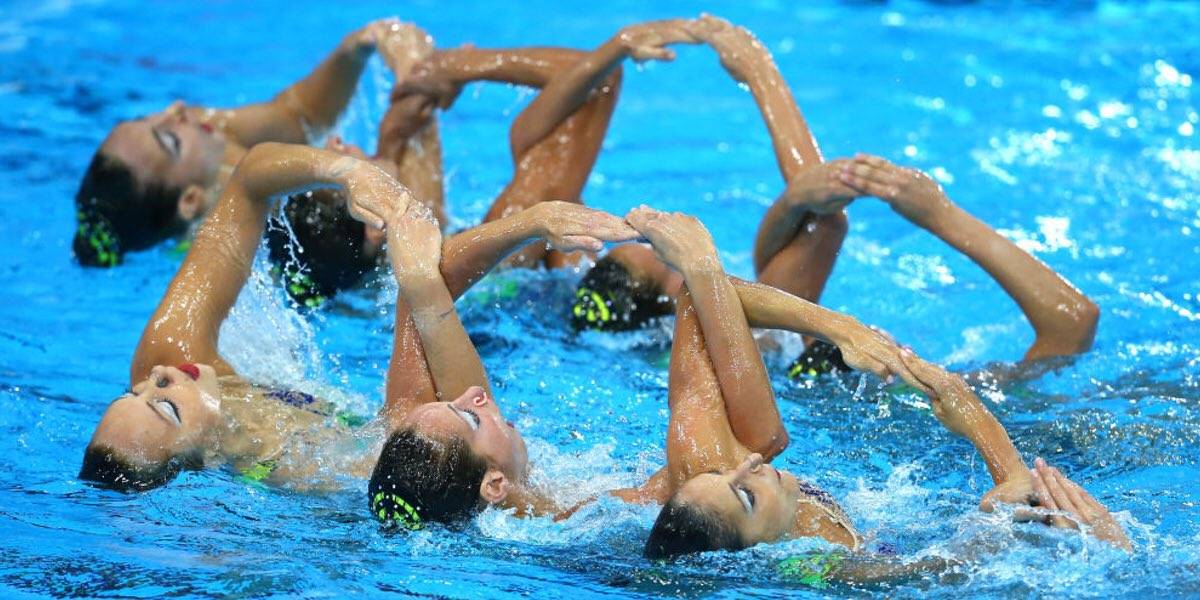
<box><xmin>499</xmin><ymin>483</ymin><xmax>562</xmax><ymax>519</ymax></box>
<box><xmin>206</xmin><ymin>141</ymin><xmax>249</xmax><ymax>214</ymax></box>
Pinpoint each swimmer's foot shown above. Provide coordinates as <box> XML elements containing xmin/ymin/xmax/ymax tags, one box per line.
<box><xmin>387</xmin><ymin>200</ymin><xmax>443</xmax><ymax>281</ymax></box>
<box><xmin>624</xmin><ymin>205</ymin><xmax>718</xmax><ymax>274</ymax></box>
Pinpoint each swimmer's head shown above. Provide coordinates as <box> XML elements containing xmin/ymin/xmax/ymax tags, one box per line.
<box><xmin>79</xmin><ymin>363</ymin><xmax>222</xmax><ymax>491</ymax></box>
<box><xmin>786</xmin><ymin>340</ymin><xmax>852</xmax><ymax>380</ymax></box>
<box><xmin>645</xmin><ymin>453</ymin><xmax>803</xmax><ymax>558</ymax></box>
<box><xmin>266</xmin><ymin>190</ymin><xmax>379</xmax><ymax>308</ymax></box>
<box><xmin>570</xmin><ymin>258</ymin><xmax>658</xmax><ymax>331</ymax></box>
<box><xmin>368</xmin><ymin>386</ymin><xmax>528</xmax><ymax>527</ymax></box>
<box><xmin>75</xmin><ymin>102</ymin><xmax>226</xmax><ymax>266</ymax></box>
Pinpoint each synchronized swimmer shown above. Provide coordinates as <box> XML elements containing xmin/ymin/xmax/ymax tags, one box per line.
<box><xmin>73</xmin><ymin>13</ymin><xmax>1129</xmax><ymax>586</ymax></box>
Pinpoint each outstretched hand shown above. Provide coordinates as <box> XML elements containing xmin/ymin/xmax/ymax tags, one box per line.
<box><xmin>386</xmin><ymin>201</ymin><xmax>443</xmax><ymax>282</ymax></box>
<box><xmin>617</xmin><ymin>19</ymin><xmax>701</xmax><ymax>63</ymax></box>
<box><xmin>332</xmin><ymin>156</ymin><xmax>415</xmax><ymax>231</ymax></box>
<box><xmin>529</xmin><ymin>202</ymin><xmax>640</xmax><ymax>253</ymax></box>
<box><xmin>683</xmin><ymin>14</ymin><xmax>767</xmax><ymax>83</ymax></box>
<box><xmin>895</xmin><ymin>350</ymin><xmax>991</xmax><ymax>437</ymax></box>
<box><xmin>839</xmin><ymin>154</ymin><xmax>952</xmax><ymax>225</ymax></box>
<box><xmin>1027</xmin><ymin>458</ymin><xmax>1132</xmax><ymax>550</ymax></box>
<box><xmin>783</xmin><ymin>159</ymin><xmax>862</xmax><ymax>215</ymax></box>
<box><xmin>829</xmin><ymin>325</ymin><xmax>932</xmax><ymax>396</ymax></box>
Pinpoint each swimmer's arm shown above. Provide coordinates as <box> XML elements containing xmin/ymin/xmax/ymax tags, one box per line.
<box><xmin>686</xmin><ymin>17</ymin><xmax>850</xmax><ymax>278</ymax></box>
<box><xmin>842</xmin><ymin>156</ymin><xmax>1099</xmax><ymax>362</ymax></box>
<box><xmin>395</xmin><ymin>268</ymin><xmax>492</xmax><ymax>401</ymax></box>
<box><xmin>131</xmin><ymin>143</ymin><xmax>361</xmax><ymax>380</ymax></box>
<box><xmin>678</xmin><ymin>258</ymin><xmax>787</xmax><ymax>459</ymax></box>
<box><xmin>729</xmin><ymin>278</ymin><xmax>934</xmax><ymax>395</ymax></box>
<box><xmin>213</xmin><ymin>23</ymin><xmax>386</xmax><ymax>146</ymax></box>
<box><xmin>510</xmin><ymin>20</ymin><xmax>699</xmax><ymax>158</ymax></box>
<box><xmin>899</xmin><ymin>353</ymin><xmax>1028</xmax><ymax>487</ymax></box>
<box><xmin>417</xmin><ymin>47</ymin><xmax>587</xmax><ymax>89</ymax></box>
<box><xmin>689</xmin><ymin>17</ymin><xmax>820</xmax><ymax>181</ymax></box>
<box><xmin>439</xmin><ymin>202</ymin><xmax>637</xmax><ymax>297</ymax></box>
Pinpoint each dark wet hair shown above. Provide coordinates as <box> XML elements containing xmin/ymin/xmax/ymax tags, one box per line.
<box><xmin>570</xmin><ymin>257</ymin><xmax>664</xmax><ymax>331</ymax></box>
<box><xmin>644</xmin><ymin>495</ymin><xmax>746</xmax><ymax>559</ymax></box>
<box><xmin>266</xmin><ymin>190</ymin><xmax>375</xmax><ymax>308</ymax></box>
<box><xmin>367</xmin><ymin>427</ymin><xmax>489</xmax><ymax>528</ymax></box>
<box><xmin>787</xmin><ymin>340</ymin><xmax>852</xmax><ymax>380</ymax></box>
<box><xmin>78</xmin><ymin>444</ymin><xmax>203</xmax><ymax>492</ymax></box>
<box><xmin>73</xmin><ymin>151</ymin><xmax>186</xmax><ymax>267</ymax></box>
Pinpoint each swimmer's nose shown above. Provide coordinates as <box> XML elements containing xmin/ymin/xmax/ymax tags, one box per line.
<box><xmin>747</xmin><ymin>453</ymin><xmax>764</xmax><ymax>471</ymax></box>
<box><xmin>167</xmin><ymin>100</ymin><xmax>186</xmax><ymax>123</ymax></box>
<box><xmin>736</xmin><ymin>453</ymin><xmax>764</xmax><ymax>476</ymax></box>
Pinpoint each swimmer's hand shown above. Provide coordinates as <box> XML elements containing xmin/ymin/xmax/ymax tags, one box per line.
<box><xmin>374</xmin><ymin>22</ymin><xmax>435</xmax><ymax>79</ymax></box>
<box><xmin>337</xmin><ymin>157</ymin><xmax>415</xmax><ymax>231</ymax></box>
<box><xmin>391</xmin><ymin>56</ymin><xmax>464</xmax><ymax>110</ymax></box>
<box><xmin>616</xmin><ymin>19</ymin><xmax>701</xmax><ymax>63</ymax></box>
<box><xmin>839</xmin><ymin>155</ymin><xmax>953</xmax><ymax>227</ymax></box>
<box><xmin>826</xmin><ymin>323</ymin><xmax>933</xmax><ymax>396</ymax></box>
<box><xmin>624</xmin><ymin>206</ymin><xmax>718</xmax><ymax>273</ymax></box>
<box><xmin>895</xmin><ymin>350</ymin><xmax>987</xmax><ymax>437</ymax></box>
<box><xmin>1027</xmin><ymin>458</ymin><xmax>1132</xmax><ymax>551</ymax></box>
<box><xmin>528</xmin><ymin>202</ymin><xmax>639</xmax><ymax>253</ymax></box>
<box><xmin>782</xmin><ymin>159</ymin><xmax>863</xmax><ymax>215</ymax></box>
<box><xmin>684</xmin><ymin>14</ymin><xmax>768</xmax><ymax>83</ymax></box>
<box><xmin>387</xmin><ymin>201</ymin><xmax>443</xmax><ymax>282</ymax></box>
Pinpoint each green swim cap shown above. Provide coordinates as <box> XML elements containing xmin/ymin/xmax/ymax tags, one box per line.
<box><xmin>371</xmin><ymin>491</ymin><xmax>423</xmax><ymax>530</ymax></box>
<box><xmin>75</xmin><ymin>210</ymin><xmax>121</xmax><ymax>268</ymax></box>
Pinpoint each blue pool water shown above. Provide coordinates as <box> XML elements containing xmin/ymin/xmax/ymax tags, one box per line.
<box><xmin>1</xmin><ymin>0</ymin><xmax>1198</xmax><ymax>596</ymax></box>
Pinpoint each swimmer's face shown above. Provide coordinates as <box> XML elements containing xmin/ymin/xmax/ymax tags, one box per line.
<box><xmin>675</xmin><ymin>453</ymin><xmax>803</xmax><ymax>547</ymax></box>
<box><xmin>404</xmin><ymin>386</ymin><xmax>529</xmax><ymax>482</ymax></box>
<box><xmin>88</xmin><ymin>364</ymin><xmax>223</xmax><ymax>467</ymax></box>
<box><xmin>102</xmin><ymin>101</ymin><xmax>226</xmax><ymax>218</ymax></box>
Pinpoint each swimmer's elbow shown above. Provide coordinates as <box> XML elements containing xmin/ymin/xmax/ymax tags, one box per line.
<box><xmin>760</xmin><ymin>428</ymin><xmax>790</xmax><ymax>461</ymax></box>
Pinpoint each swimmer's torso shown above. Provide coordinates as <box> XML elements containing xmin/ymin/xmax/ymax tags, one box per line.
<box><xmin>214</xmin><ymin>376</ymin><xmax>379</xmax><ymax>486</ymax></box>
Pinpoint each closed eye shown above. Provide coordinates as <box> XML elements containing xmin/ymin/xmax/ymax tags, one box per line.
<box><xmin>733</xmin><ymin>485</ymin><xmax>755</xmax><ymax>514</ymax></box>
<box><xmin>154</xmin><ymin>127</ymin><xmax>181</xmax><ymax>158</ymax></box>
<box><xmin>453</xmin><ymin>407</ymin><xmax>480</xmax><ymax>431</ymax></box>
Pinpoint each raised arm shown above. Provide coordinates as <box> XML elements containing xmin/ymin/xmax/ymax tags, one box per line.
<box><xmin>130</xmin><ymin>143</ymin><xmax>383</xmax><ymax>382</ymax></box>
<box><xmin>383</xmin><ymin>202</ymin><xmax>638</xmax><ymax>416</ymax></box>
<box><xmin>685</xmin><ymin>16</ymin><xmax>855</xmax><ymax>286</ymax></box>
<box><xmin>626</xmin><ymin>207</ymin><xmax>786</xmax><ymax>459</ymax></box>
<box><xmin>509</xmin><ymin>19</ymin><xmax>700</xmax><ymax>158</ymax></box>
<box><xmin>386</xmin><ymin>202</ymin><xmax>490</xmax><ymax>403</ymax></box>
<box><xmin>898</xmin><ymin>353</ymin><xmax>1129</xmax><ymax>550</ymax></box>
<box><xmin>841</xmin><ymin>155</ymin><xmax>1099</xmax><ymax>361</ymax></box>
<box><xmin>197</xmin><ymin>19</ymin><xmax>413</xmax><ymax>147</ymax></box>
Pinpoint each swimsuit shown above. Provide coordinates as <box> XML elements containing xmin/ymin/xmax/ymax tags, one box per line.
<box><xmin>237</xmin><ymin>388</ymin><xmax>366</xmax><ymax>483</ymax></box>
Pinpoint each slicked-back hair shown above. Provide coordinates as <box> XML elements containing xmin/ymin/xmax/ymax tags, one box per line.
<box><xmin>74</xmin><ymin>151</ymin><xmax>186</xmax><ymax>267</ymax></box>
<box><xmin>78</xmin><ymin>444</ymin><xmax>203</xmax><ymax>492</ymax></box>
<box><xmin>570</xmin><ymin>257</ymin><xmax>664</xmax><ymax>331</ymax></box>
<box><xmin>368</xmin><ymin>427</ymin><xmax>489</xmax><ymax>526</ymax></box>
<box><xmin>266</xmin><ymin>190</ymin><xmax>375</xmax><ymax>304</ymax></box>
<box><xmin>644</xmin><ymin>495</ymin><xmax>747</xmax><ymax>559</ymax></box>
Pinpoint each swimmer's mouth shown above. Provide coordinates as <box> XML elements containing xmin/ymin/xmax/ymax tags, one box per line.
<box><xmin>178</xmin><ymin>363</ymin><xmax>200</xmax><ymax>381</ymax></box>
<box><xmin>199</xmin><ymin>122</ymin><xmax>213</xmax><ymax>134</ymax></box>
<box><xmin>156</xmin><ymin>399</ymin><xmax>182</xmax><ymax>426</ymax></box>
